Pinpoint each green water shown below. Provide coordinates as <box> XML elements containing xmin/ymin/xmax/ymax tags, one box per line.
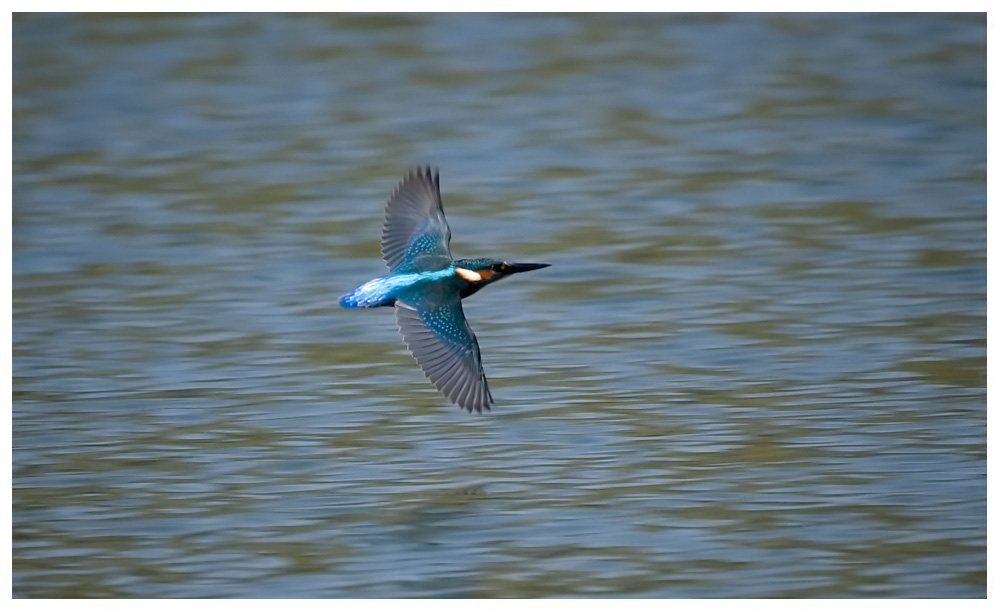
<box><xmin>13</xmin><ymin>13</ymin><xmax>985</xmax><ymax>598</ymax></box>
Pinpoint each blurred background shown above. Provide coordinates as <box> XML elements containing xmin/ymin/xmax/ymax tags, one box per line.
<box><xmin>13</xmin><ymin>13</ymin><xmax>985</xmax><ymax>598</ymax></box>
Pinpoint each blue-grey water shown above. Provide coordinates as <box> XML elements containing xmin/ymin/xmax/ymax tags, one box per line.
<box><xmin>13</xmin><ymin>14</ymin><xmax>985</xmax><ymax>598</ymax></box>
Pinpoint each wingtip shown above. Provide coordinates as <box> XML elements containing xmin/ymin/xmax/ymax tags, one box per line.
<box><xmin>460</xmin><ymin>385</ymin><xmax>493</xmax><ymax>413</ymax></box>
<box><xmin>389</xmin><ymin>166</ymin><xmax>439</xmax><ymax>197</ymax></box>
<box><xmin>462</xmin><ymin>400</ymin><xmax>492</xmax><ymax>414</ymax></box>
<box><xmin>385</xmin><ymin>166</ymin><xmax>440</xmax><ymax>214</ymax></box>
<box><xmin>411</xmin><ymin>166</ymin><xmax>439</xmax><ymax>187</ymax></box>
<box><xmin>404</xmin><ymin>165</ymin><xmax>438</xmax><ymax>180</ymax></box>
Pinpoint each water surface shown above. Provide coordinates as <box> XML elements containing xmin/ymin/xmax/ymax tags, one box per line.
<box><xmin>13</xmin><ymin>13</ymin><xmax>985</xmax><ymax>598</ymax></box>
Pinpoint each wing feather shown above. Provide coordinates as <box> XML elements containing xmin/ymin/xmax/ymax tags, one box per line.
<box><xmin>394</xmin><ymin>298</ymin><xmax>493</xmax><ymax>413</ymax></box>
<box><xmin>381</xmin><ymin>168</ymin><xmax>453</xmax><ymax>273</ymax></box>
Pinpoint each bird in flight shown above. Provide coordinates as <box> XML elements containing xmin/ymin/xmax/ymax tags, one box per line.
<box><xmin>340</xmin><ymin>168</ymin><xmax>549</xmax><ymax>413</ymax></box>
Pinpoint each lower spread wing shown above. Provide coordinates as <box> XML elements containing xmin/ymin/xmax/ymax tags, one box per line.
<box><xmin>394</xmin><ymin>297</ymin><xmax>493</xmax><ymax>412</ymax></box>
<box><xmin>381</xmin><ymin>168</ymin><xmax>453</xmax><ymax>274</ymax></box>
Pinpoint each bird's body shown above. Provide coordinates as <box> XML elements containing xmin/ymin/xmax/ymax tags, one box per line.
<box><xmin>339</xmin><ymin>266</ymin><xmax>458</xmax><ymax>309</ymax></box>
<box><xmin>340</xmin><ymin>168</ymin><xmax>549</xmax><ymax>412</ymax></box>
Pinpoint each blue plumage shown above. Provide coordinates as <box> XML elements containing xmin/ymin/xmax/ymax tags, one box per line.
<box><xmin>340</xmin><ymin>168</ymin><xmax>549</xmax><ymax>413</ymax></box>
<box><xmin>338</xmin><ymin>267</ymin><xmax>456</xmax><ymax>309</ymax></box>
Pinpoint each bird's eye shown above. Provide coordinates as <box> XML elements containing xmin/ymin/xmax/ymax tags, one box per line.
<box><xmin>493</xmin><ymin>262</ymin><xmax>506</xmax><ymax>272</ymax></box>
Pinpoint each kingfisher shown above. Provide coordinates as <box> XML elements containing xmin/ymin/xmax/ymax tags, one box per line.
<box><xmin>339</xmin><ymin>168</ymin><xmax>549</xmax><ymax>413</ymax></box>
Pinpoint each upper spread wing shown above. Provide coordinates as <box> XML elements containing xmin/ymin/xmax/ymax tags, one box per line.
<box><xmin>394</xmin><ymin>297</ymin><xmax>492</xmax><ymax>413</ymax></box>
<box><xmin>381</xmin><ymin>168</ymin><xmax>453</xmax><ymax>274</ymax></box>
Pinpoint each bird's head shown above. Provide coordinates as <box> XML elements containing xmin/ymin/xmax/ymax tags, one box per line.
<box><xmin>453</xmin><ymin>258</ymin><xmax>550</xmax><ymax>294</ymax></box>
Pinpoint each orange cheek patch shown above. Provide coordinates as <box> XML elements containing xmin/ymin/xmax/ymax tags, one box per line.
<box><xmin>455</xmin><ymin>267</ymin><xmax>483</xmax><ymax>282</ymax></box>
<box><xmin>455</xmin><ymin>267</ymin><xmax>497</xmax><ymax>282</ymax></box>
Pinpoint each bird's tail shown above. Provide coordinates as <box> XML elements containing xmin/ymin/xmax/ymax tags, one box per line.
<box><xmin>339</xmin><ymin>289</ymin><xmax>395</xmax><ymax>309</ymax></box>
<box><xmin>340</xmin><ymin>276</ymin><xmax>401</xmax><ymax>309</ymax></box>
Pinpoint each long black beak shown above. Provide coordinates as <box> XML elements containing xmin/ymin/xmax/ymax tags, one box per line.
<box><xmin>504</xmin><ymin>262</ymin><xmax>550</xmax><ymax>275</ymax></box>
